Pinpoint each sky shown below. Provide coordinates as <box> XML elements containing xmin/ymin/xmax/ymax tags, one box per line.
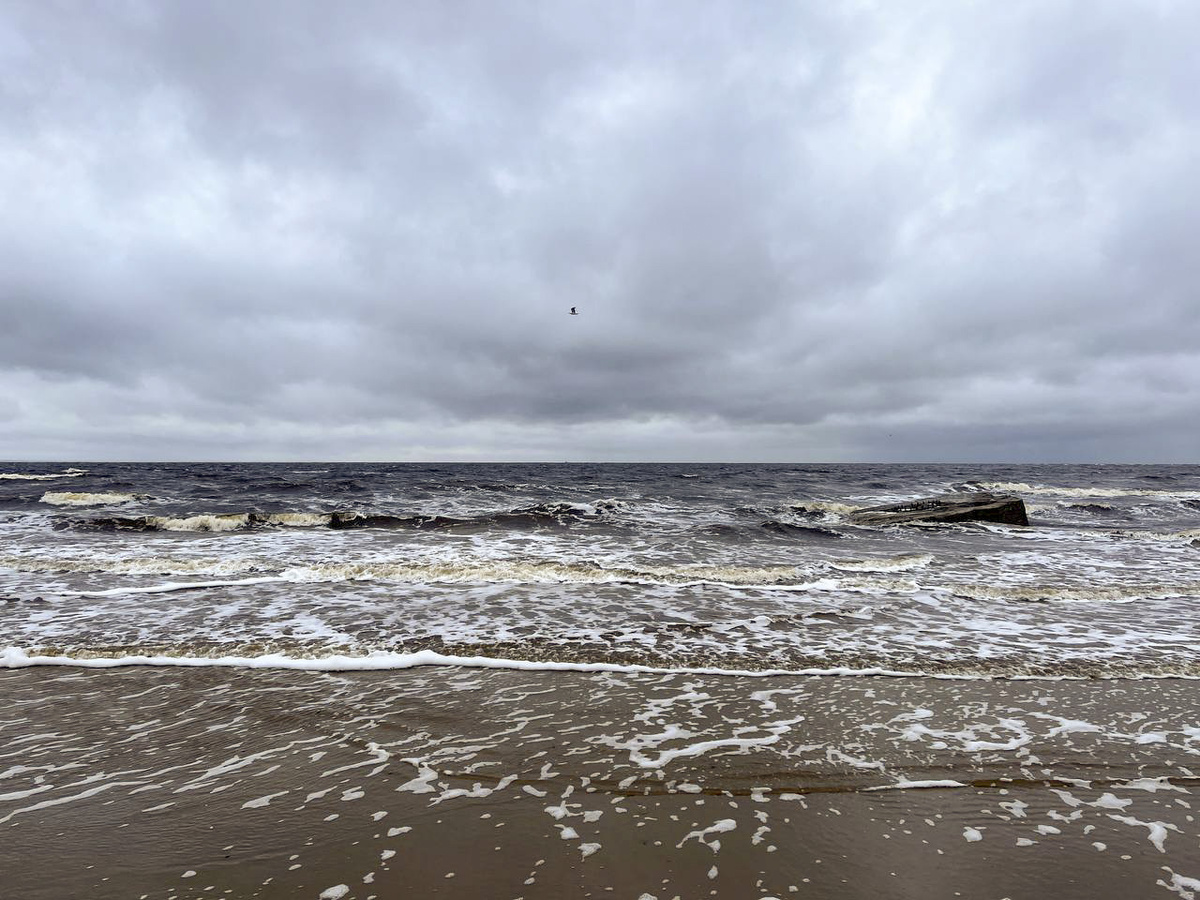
<box><xmin>1</xmin><ymin>1</ymin><xmax>1198</xmax><ymax>462</ymax></box>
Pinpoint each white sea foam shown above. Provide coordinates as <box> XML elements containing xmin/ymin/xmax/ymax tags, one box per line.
<box><xmin>40</xmin><ymin>491</ymin><xmax>143</xmax><ymax>507</ymax></box>
<box><xmin>1127</xmin><ymin>528</ymin><xmax>1200</xmax><ymax>544</ymax></box>
<box><xmin>1108</xmin><ymin>814</ymin><xmax>1178</xmax><ymax>852</ymax></box>
<box><xmin>64</xmin><ymin>576</ymin><xmax>288</xmax><ymax>597</ymax></box>
<box><xmin>947</xmin><ymin>581</ymin><xmax>1200</xmax><ymax>604</ymax></box>
<box><xmin>1089</xmin><ymin>793</ymin><xmax>1131</xmax><ymax>811</ymax></box>
<box><xmin>829</xmin><ymin>553</ymin><xmax>933</xmax><ymax>573</ymax></box>
<box><xmin>1158</xmin><ymin>868</ymin><xmax>1200</xmax><ymax>900</ymax></box>
<box><xmin>0</xmin><ymin>553</ymin><xmax>267</xmax><ymax>578</ymax></box>
<box><xmin>144</xmin><ymin>514</ymin><xmax>251</xmax><ymax>532</ymax></box>
<box><xmin>978</xmin><ymin>481</ymin><xmax>1200</xmax><ymax>501</ymax></box>
<box><xmin>65</xmin><ymin>511</ymin><xmax>340</xmax><ymax>530</ymax></box>
<box><xmin>0</xmin><ymin>469</ymin><xmax>85</xmax><ymax>480</ymax></box>
<box><xmin>269</xmin><ymin>560</ymin><xmax>846</xmax><ymax>591</ymax></box>
<box><xmin>6</xmin><ymin>550</ymin><xmax>917</xmax><ymax>594</ymax></box>
<box><xmin>1113</xmin><ymin>777</ymin><xmax>1188</xmax><ymax>793</ymax></box>
<box><xmin>0</xmin><ymin>645</ymin><xmax>1003</xmax><ymax>678</ymax></box>
<box><xmin>677</xmin><ymin>819</ymin><xmax>737</xmax><ymax>852</ymax></box>
<box><xmin>620</xmin><ymin>717</ymin><xmax>803</xmax><ymax>769</ymax></box>
<box><xmin>36</xmin><ymin>558</ymin><xmax>866</xmax><ymax>592</ymax></box>
<box><xmin>793</xmin><ymin>500</ymin><xmax>863</xmax><ymax>518</ymax></box>
<box><xmin>863</xmin><ymin>779</ymin><xmax>966</xmax><ymax>791</ymax></box>
<box><xmin>259</xmin><ymin>512</ymin><xmax>334</xmax><ymax>528</ymax></box>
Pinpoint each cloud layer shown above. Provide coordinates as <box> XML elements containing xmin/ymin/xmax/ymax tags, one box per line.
<box><xmin>2</xmin><ymin>1</ymin><xmax>1198</xmax><ymax>461</ymax></box>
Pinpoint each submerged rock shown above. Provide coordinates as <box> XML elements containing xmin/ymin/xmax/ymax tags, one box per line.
<box><xmin>849</xmin><ymin>492</ymin><xmax>1028</xmax><ymax>527</ymax></box>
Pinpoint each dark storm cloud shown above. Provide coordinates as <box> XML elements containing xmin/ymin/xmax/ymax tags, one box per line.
<box><xmin>1</xmin><ymin>0</ymin><xmax>1197</xmax><ymax>460</ymax></box>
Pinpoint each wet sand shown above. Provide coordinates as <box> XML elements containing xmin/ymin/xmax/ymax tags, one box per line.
<box><xmin>2</xmin><ymin>666</ymin><xmax>1199</xmax><ymax>899</ymax></box>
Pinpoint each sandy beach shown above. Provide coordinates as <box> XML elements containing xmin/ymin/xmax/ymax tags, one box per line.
<box><xmin>3</xmin><ymin>665</ymin><xmax>1198</xmax><ymax>899</ymax></box>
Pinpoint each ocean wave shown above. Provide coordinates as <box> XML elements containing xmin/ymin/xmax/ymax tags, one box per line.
<box><xmin>0</xmin><ymin>468</ymin><xmax>86</xmax><ymax>481</ymax></box>
<box><xmin>25</xmin><ymin>555</ymin><xmax>921</xmax><ymax>595</ymax></box>
<box><xmin>0</xmin><ymin>644</ymin><xmax>933</xmax><ymax>675</ymax></box>
<box><xmin>40</xmin><ymin>491</ymin><xmax>145</xmax><ymax>507</ymax></box>
<box><xmin>63</xmin><ymin>499</ymin><xmax>630</xmax><ymax>533</ymax></box>
<box><xmin>64</xmin><ymin>576</ymin><xmax>287</xmax><ymax>597</ymax></box>
<box><xmin>78</xmin><ymin>561</ymin><xmax>814</xmax><ymax>591</ymax></box>
<box><xmin>86</xmin><ymin>513</ymin><xmax>255</xmax><ymax>532</ymax></box>
<box><xmin>5</xmin><ymin>643</ymin><xmax>1200</xmax><ymax>679</ymax></box>
<box><xmin>273</xmin><ymin>560</ymin><xmax>824</xmax><ymax>589</ymax></box>
<box><xmin>1064</xmin><ymin>502</ymin><xmax>1119</xmax><ymax>514</ymax></box>
<box><xmin>0</xmin><ymin>553</ymin><xmax>267</xmax><ymax>577</ymax></box>
<box><xmin>790</xmin><ymin>500</ymin><xmax>864</xmax><ymax>519</ymax></box>
<box><xmin>1119</xmin><ymin>527</ymin><xmax>1200</xmax><ymax>545</ymax></box>
<box><xmin>261</xmin><ymin>512</ymin><xmax>336</xmax><ymax>528</ymax></box>
<box><xmin>991</xmin><ymin>523</ymin><xmax>1199</xmax><ymax>546</ymax></box>
<box><xmin>947</xmin><ymin>580</ymin><xmax>1200</xmax><ymax>604</ymax></box>
<box><xmin>976</xmin><ymin>481</ymin><xmax>1200</xmax><ymax>501</ymax></box>
<box><xmin>1057</xmin><ymin>526</ymin><xmax>1200</xmax><ymax>546</ymax></box>
<box><xmin>828</xmin><ymin>553</ymin><xmax>933</xmax><ymax>573</ymax></box>
<box><xmin>758</xmin><ymin>521</ymin><xmax>843</xmax><ymax>539</ymax></box>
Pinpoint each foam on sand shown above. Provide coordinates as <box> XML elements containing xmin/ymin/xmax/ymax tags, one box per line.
<box><xmin>864</xmin><ymin>779</ymin><xmax>967</xmax><ymax>791</ymax></box>
<box><xmin>0</xmin><ymin>645</ymin><xmax>992</xmax><ymax>678</ymax></box>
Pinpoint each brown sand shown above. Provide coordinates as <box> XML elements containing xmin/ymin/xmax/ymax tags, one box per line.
<box><xmin>2</xmin><ymin>666</ymin><xmax>1199</xmax><ymax>899</ymax></box>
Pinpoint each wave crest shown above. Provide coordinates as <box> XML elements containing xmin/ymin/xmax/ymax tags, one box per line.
<box><xmin>40</xmin><ymin>491</ymin><xmax>144</xmax><ymax>507</ymax></box>
<box><xmin>976</xmin><ymin>481</ymin><xmax>1200</xmax><ymax>501</ymax></box>
<box><xmin>0</xmin><ymin>468</ymin><xmax>86</xmax><ymax>481</ymax></box>
<box><xmin>6</xmin><ymin>643</ymin><xmax>1200</xmax><ymax>679</ymax></box>
<box><xmin>790</xmin><ymin>500</ymin><xmax>863</xmax><ymax>519</ymax></box>
<box><xmin>65</xmin><ymin>500</ymin><xmax>630</xmax><ymax>533</ymax></box>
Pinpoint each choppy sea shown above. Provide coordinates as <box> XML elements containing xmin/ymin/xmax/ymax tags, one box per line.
<box><xmin>3</xmin><ymin>462</ymin><xmax>1198</xmax><ymax>679</ymax></box>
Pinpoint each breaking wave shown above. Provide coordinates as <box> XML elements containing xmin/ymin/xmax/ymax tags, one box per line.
<box><xmin>948</xmin><ymin>580</ymin><xmax>1200</xmax><ymax>604</ymax></box>
<box><xmin>976</xmin><ymin>481</ymin><xmax>1200</xmax><ymax>501</ymax></box>
<box><xmin>40</xmin><ymin>491</ymin><xmax>145</xmax><ymax>507</ymax></box>
<box><xmin>790</xmin><ymin>500</ymin><xmax>864</xmax><ymax>519</ymax></box>
<box><xmin>1</xmin><ymin>552</ymin><xmax>923</xmax><ymax>596</ymax></box>
<box><xmin>0</xmin><ymin>553</ymin><xmax>267</xmax><ymax>578</ymax></box>
<box><xmin>828</xmin><ymin>553</ymin><xmax>933</xmax><ymax>573</ymax></box>
<box><xmin>1065</xmin><ymin>503</ymin><xmax>1119</xmax><ymax>514</ymax></box>
<box><xmin>5</xmin><ymin>643</ymin><xmax>1200</xmax><ymax>679</ymax></box>
<box><xmin>0</xmin><ymin>468</ymin><xmax>86</xmax><ymax>481</ymax></box>
<box><xmin>61</xmin><ymin>500</ymin><xmax>629</xmax><ymax>533</ymax></box>
<box><xmin>1117</xmin><ymin>527</ymin><xmax>1200</xmax><ymax>545</ymax></box>
<box><xmin>268</xmin><ymin>560</ymin><xmax>841</xmax><ymax>590</ymax></box>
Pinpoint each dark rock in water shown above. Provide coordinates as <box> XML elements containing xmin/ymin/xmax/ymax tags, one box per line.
<box><xmin>848</xmin><ymin>492</ymin><xmax>1028</xmax><ymax>527</ymax></box>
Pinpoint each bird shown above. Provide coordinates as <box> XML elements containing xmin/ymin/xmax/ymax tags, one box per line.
<box><xmin>569</xmin><ymin>307</ymin><xmax>579</xmax><ymax>315</ymax></box>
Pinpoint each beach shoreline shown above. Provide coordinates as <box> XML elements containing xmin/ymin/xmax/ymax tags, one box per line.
<box><xmin>3</xmin><ymin>665</ymin><xmax>1198</xmax><ymax>899</ymax></box>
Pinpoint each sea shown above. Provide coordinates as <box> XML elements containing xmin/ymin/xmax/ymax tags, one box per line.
<box><xmin>2</xmin><ymin>461</ymin><xmax>1198</xmax><ymax>678</ymax></box>
<box><xmin>3</xmin><ymin>462</ymin><xmax>1200</xmax><ymax>898</ymax></box>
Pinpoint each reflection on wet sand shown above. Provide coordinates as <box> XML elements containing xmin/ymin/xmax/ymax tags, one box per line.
<box><xmin>2</xmin><ymin>666</ymin><xmax>1198</xmax><ymax>899</ymax></box>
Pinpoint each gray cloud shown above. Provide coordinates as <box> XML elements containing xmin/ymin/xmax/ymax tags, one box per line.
<box><xmin>1</xmin><ymin>0</ymin><xmax>1197</xmax><ymax>461</ymax></box>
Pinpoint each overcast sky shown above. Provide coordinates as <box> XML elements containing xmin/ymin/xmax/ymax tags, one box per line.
<box><xmin>2</xmin><ymin>1</ymin><xmax>1197</xmax><ymax>462</ymax></box>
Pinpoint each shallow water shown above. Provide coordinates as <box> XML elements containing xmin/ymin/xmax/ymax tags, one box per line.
<box><xmin>2</xmin><ymin>667</ymin><xmax>1198</xmax><ymax>899</ymax></box>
